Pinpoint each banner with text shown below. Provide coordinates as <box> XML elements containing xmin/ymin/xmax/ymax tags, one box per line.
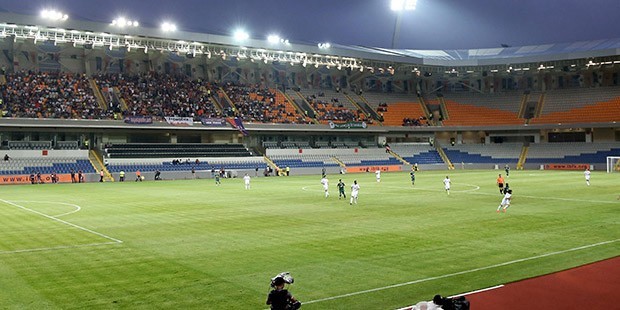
<box><xmin>544</xmin><ymin>164</ymin><xmax>590</xmax><ymax>170</ymax></box>
<box><xmin>329</xmin><ymin>121</ymin><xmax>367</xmax><ymax>129</ymax></box>
<box><xmin>124</xmin><ymin>115</ymin><xmax>153</xmax><ymax>124</ymax></box>
<box><xmin>0</xmin><ymin>174</ymin><xmax>75</xmax><ymax>184</ymax></box>
<box><xmin>164</xmin><ymin>116</ymin><xmax>194</xmax><ymax>126</ymax></box>
<box><xmin>200</xmin><ymin>117</ymin><xmax>228</xmax><ymax>127</ymax></box>
<box><xmin>346</xmin><ymin>165</ymin><xmax>402</xmax><ymax>173</ymax></box>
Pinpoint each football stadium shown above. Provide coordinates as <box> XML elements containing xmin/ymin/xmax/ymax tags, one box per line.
<box><xmin>0</xmin><ymin>1</ymin><xmax>619</xmax><ymax>309</ymax></box>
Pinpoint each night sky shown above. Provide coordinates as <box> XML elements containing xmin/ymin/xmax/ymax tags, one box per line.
<box><xmin>0</xmin><ymin>0</ymin><xmax>619</xmax><ymax>50</ymax></box>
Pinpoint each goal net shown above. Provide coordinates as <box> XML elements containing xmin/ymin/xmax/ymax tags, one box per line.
<box><xmin>606</xmin><ymin>156</ymin><xmax>620</xmax><ymax>173</ymax></box>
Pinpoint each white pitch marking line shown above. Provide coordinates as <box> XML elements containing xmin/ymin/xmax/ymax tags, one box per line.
<box><xmin>303</xmin><ymin>239</ymin><xmax>619</xmax><ymax>305</ymax></box>
<box><xmin>11</xmin><ymin>200</ymin><xmax>82</xmax><ymax>217</ymax></box>
<box><xmin>449</xmin><ymin>284</ymin><xmax>504</xmax><ymax>297</ymax></box>
<box><xmin>397</xmin><ymin>285</ymin><xmax>505</xmax><ymax>310</ymax></box>
<box><xmin>0</xmin><ymin>198</ymin><xmax>123</xmax><ymax>244</ymax></box>
<box><xmin>0</xmin><ymin>242</ymin><xmax>120</xmax><ymax>255</ymax></box>
<box><xmin>462</xmin><ymin>190</ymin><xmax>620</xmax><ymax>204</ymax></box>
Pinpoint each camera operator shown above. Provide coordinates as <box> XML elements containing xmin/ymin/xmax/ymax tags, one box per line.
<box><xmin>266</xmin><ymin>275</ymin><xmax>301</xmax><ymax>310</ymax></box>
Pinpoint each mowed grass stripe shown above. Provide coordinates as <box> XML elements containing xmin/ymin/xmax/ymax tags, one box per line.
<box><xmin>0</xmin><ymin>170</ymin><xmax>618</xmax><ymax>309</ymax></box>
<box><xmin>0</xmin><ymin>199</ymin><xmax>120</xmax><ymax>253</ymax></box>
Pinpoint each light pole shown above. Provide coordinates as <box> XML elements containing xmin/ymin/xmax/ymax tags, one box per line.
<box><xmin>390</xmin><ymin>0</ymin><xmax>417</xmax><ymax>49</ymax></box>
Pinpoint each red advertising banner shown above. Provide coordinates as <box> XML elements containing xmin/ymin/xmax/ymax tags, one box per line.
<box><xmin>0</xmin><ymin>174</ymin><xmax>78</xmax><ymax>185</ymax></box>
<box><xmin>346</xmin><ymin>165</ymin><xmax>402</xmax><ymax>173</ymax></box>
<box><xmin>544</xmin><ymin>164</ymin><xmax>590</xmax><ymax>170</ymax></box>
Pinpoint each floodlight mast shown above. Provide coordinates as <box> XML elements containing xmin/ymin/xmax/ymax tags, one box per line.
<box><xmin>390</xmin><ymin>0</ymin><xmax>417</xmax><ymax>49</ymax></box>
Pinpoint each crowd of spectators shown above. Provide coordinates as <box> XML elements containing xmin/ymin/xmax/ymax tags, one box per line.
<box><xmin>95</xmin><ymin>72</ymin><xmax>221</xmax><ymax>121</ymax></box>
<box><xmin>221</xmin><ymin>82</ymin><xmax>311</xmax><ymax>124</ymax></box>
<box><xmin>221</xmin><ymin>83</ymin><xmax>278</xmax><ymax>122</ymax></box>
<box><xmin>305</xmin><ymin>92</ymin><xmax>367</xmax><ymax>123</ymax></box>
<box><xmin>0</xmin><ymin>71</ymin><xmax>365</xmax><ymax>125</ymax></box>
<box><xmin>403</xmin><ymin>116</ymin><xmax>428</xmax><ymax>126</ymax></box>
<box><xmin>0</xmin><ymin>71</ymin><xmax>113</xmax><ymax>119</ymax></box>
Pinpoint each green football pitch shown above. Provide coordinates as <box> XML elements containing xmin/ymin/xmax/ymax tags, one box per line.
<box><xmin>1</xmin><ymin>169</ymin><xmax>618</xmax><ymax>309</ymax></box>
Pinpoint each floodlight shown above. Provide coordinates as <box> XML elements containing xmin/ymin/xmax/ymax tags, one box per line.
<box><xmin>267</xmin><ymin>34</ymin><xmax>280</xmax><ymax>44</ymax></box>
<box><xmin>233</xmin><ymin>29</ymin><xmax>249</xmax><ymax>41</ymax></box>
<box><xmin>161</xmin><ymin>22</ymin><xmax>177</xmax><ymax>32</ymax></box>
<box><xmin>112</xmin><ymin>17</ymin><xmax>140</xmax><ymax>28</ymax></box>
<box><xmin>41</xmin><ymin>9</ymin><xmax>69</xmax><ymax>21</ymax></box>
<box><xmin>391</xmin><ymin>0</ymin><xmax>417</xmax><ymax>11</ymax></box>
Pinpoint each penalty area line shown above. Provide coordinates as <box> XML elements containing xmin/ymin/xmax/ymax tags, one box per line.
<box><xmin>0</xmin><ymin>242</ymin><xmax>121</xmax><ymax>255</ymax></box>
<box><xmin>0</xmin><ymin>198</ymin><xmax>123</xmax><ymax>244</ymax></box>
<box><xmin>303</xmin><ymin>239</ymin><xmax>619</xmax><ymax>305</ymax></box>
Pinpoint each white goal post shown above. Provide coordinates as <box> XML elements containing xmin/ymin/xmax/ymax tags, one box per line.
<box><xmin>606</xmin><ymin>156</ymin><xmax>620</xmax><ymax>173</ymax></box>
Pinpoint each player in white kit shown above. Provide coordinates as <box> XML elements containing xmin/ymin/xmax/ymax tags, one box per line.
<box><xmin>321</xmin><ymin>176</ymin><xmax>329</xmax><ymax>198</ymax></box>
<box><xmin>243</xmin><ymin>173</ymin><xmax>251</xmax><ymax>189</ymax></box>
<box><xmin>497</xmin><ymin>189</ymin><xmax>512</xmax><ymax>213</ymax></box>
<box><xmin>350</xmin><ymin>180</ymin><xmax>360</xmax><ymax>205</ymax></box>
<box><xmin>584</xmin><ymin>168</ymin><xmax>591</xmax><ymax>186</ymax></box>
<box><xmin>443</xmin><ymin>176</ymin><xmax>451</xmax><ymax>195</ymax></box>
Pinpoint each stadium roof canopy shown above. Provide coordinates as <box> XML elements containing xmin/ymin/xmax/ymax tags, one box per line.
<box><xmin>1</xmin><ymin>12</ymin><xmax>619</xmax><ymax>68</ymax></box>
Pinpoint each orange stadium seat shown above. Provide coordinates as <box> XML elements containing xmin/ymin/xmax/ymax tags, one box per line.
<box><xmin>380</xmin><ymin>102</ymin><xmax>426</xmax><ymax>126</ymax></box>
<box><xmin>530</xmin><ymin>99</ymin><xmax>620</xmax><ymax>124</ymax></box>
<box><xmin>442</xmin><ymin>101</ymin><xmax>524</xmax><ymax>126</ymax></box>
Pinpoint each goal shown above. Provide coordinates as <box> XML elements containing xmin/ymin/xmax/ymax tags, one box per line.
<box><xmin>606</xmin><ymin>156</ymin><xmax>620</xmax><ymax>173</ymax></box>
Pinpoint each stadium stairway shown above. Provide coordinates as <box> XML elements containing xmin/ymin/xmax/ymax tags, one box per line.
<box><xmin>218</xmin><ymin>87</ymin><xmax>237</xmax><ymax>115</ymax></box>
<box><xmin>208</xmin><ymin>94</ymin><xmax>223</xmax><ymax>115</ymax></box>
<box><xmin>263</xmin><ymin>156</ymin><xmax>280</xmax><ymax>172</ymax></box>
<box><xmin>435</xmin><ymin>142</ymin><xmax>455</xmax><ymax>169</ymax></box>
<box><xmin>112</xmin><ymin>87</ymin><xmax>129</xmax><ymax>111</ymax></box>
<box><xmin>89</xmin><ymin>78</ymin><xmax>108</xmax><ymax>110</ymax></box>
<box><xmin>516</xmin><ymin>145</ymin><xmax>529</xmax><ymax>169</ymax></box>
<box><xmin>417</xmin><ymin>95</ymin><xmax>433</xmax><ymax>124</ymax></box>
<box><xmin>344</xmin><ymin>93</ymin><xmax>380</xmax><ymax>125</ymax></box>
<box><xmin>89</xmin><ymin>150</ymin><xmax>114</xmax><ymax>182</ymax></box>
<box><xmin>388</xmin><ymin>150</ymin><xmax>411</xmax><ymax>165</ymax></box>
<box><xmin>331</xmin><ymin>156</ymin><xmax>347</xmax><ymax>167</ymax></box>
<box><xmin>517</xmin><ymin>91</ymin><xmax>530</xmax><ymax>119</ymax></box>
<box><xmin>290</xmin><ymin>90</ymin><xmax>321</xmax><ymax>124</ymax></box>
<box><xmin>344</xmin><ymin>93</ymin><xmax>383</xmax><ymax>125</ymax></box>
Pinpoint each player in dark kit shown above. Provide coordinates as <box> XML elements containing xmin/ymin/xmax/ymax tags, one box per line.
<box><xmin>337</xmin><ymin>179</ymin><xmax>346</xmax><ymax>199</ymax></box>
<box><xmin>502</xmin><ymin>183</ymin><xmax>511</xmax><ymax>195</ymax></box>
<box><xmin>410</xmin><ymin>171</ymin><xmax>416</xmax><ymax>186</ymax></box>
